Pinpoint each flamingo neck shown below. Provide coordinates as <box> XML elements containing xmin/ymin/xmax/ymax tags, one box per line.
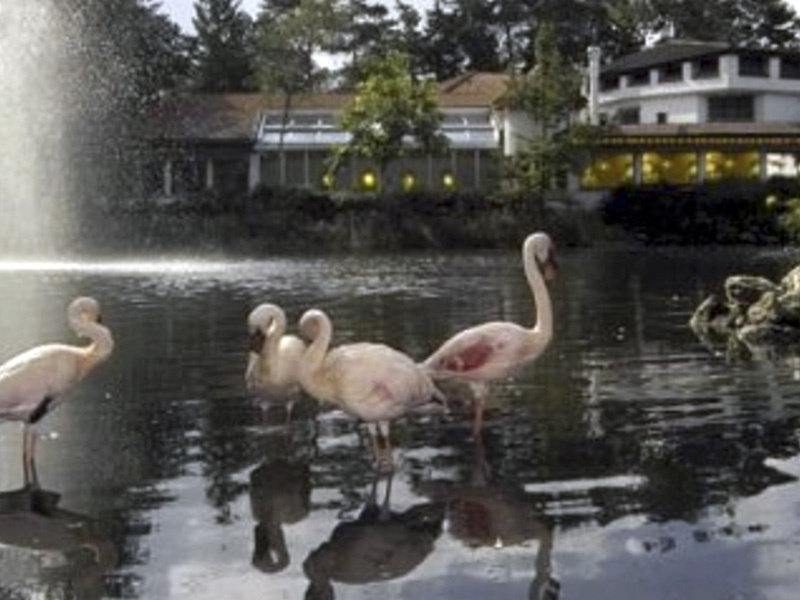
<box><xmin>301</xmin><ymin>317</ymin><xmax>334</xmax><ymax>402</ymax></box>
<box><xmin>73</xmin><ymin>319</ymin><xmax>114</xmax><ymax>372</ymax></box>
<box><xmin>264</xmin><ymin>316</ymin><xmax>285</xmax><ymax>364</ymax></box>
<box><xmin>524</xmin><ymin>245</ymin><xmax>553</xmax><ymax>347</ymax></box>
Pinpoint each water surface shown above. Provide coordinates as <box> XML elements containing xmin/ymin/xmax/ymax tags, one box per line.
<box><xmin>2</xmin><ymin>246</ymin><xmax>800</xmax><ymax>599</ymax></box>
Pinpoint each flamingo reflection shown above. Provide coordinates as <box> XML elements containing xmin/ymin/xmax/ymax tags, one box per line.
<box><xmin>418</xmin><ymin>441</ymin><xmax>560</xmax><ymax>600</ymax></box>
<box><xmin>302</xmin><ymin>472</ymin><xmax>444</xmax><ymax>599</ymax></box>
<box><xmin>423</xmin><ymin>232</ymin><xmax>557</xmax><ymax>439</ymax></box>
<box><xmin>0</xmin><ymin>485</ymin><xmax>118</xmax><ymax>599</ymax></box>
<box><xmin>0</xmin><ymin>297</ymin><xmax>114</xmax><ymax>485</ymax></box>
<box><xmin>249</xmin><ymin>455</ymin><xmax>312</xmax><ymax>572</ymax></box>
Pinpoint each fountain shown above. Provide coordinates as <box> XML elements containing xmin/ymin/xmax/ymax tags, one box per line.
<box><xmin>0</xmin><ymin>2</ymin><xmax>75</xmax><ymax>257</ymax></box>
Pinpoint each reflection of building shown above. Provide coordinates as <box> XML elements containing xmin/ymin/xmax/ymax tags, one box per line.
<box><xmin>583</xmin><ymin>40</ymin><xmax>800</xmax><ymax>190</ymax></box>
<box><xmin>146</xmin><ymin>73</ymin><xmax>514</xmax><ymax>196</ymax></box>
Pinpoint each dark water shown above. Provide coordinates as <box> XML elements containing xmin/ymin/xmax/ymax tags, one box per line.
<box><xmin>2</xmin><ymin>246</ymin><xmax>800</xmax><ymax>599</ymax></box>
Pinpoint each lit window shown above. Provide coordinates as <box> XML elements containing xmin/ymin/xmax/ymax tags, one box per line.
<box><xmin>401</xmin><ymin>172</ymin><xmax>417</xmax><ymax>192</ymax></box>
<box><xmin>442</xmin><ymin>171</ymin><xmax>456</xmax><ymax>190</ymax></box>
<box><xmin>360</xmin><ymin>169</ymin><xmax>378</xmax><ymax>192</ymax></box>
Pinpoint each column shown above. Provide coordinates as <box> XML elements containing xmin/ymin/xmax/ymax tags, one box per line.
<box><xmin>474</xmin><ymin>149</ymin><xmax>481</xmax><ymax>190</ymax></box>
<box><xmin>205</xmin><ymin>158</ymin><xmax>214</xmax><ymax>190</ymax></box>
<box><xmin>248</xmin><ymin>153</ymin><xmax>261</xmax><ymax>191</ymax></box>
<box><xmin>696</xmin><ymin>151</ymin><xmax>706</xmax><ymax>183</ymax></box>
<box><xmin>633</xmin><ymin>153</ymin><xmax>643</xmax><ymax>186</ymax></box>
<box><xmin>758</xmin><ymin>151</ymin><xmax>768</xmax><ymax>180</ymax></box>
<box><xmin>163</xmin><ymin>158</ymin><xmax>173</xmax><ymax>197</ymax></box>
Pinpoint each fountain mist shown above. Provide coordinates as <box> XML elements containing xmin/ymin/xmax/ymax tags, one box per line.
<box><xmin>0</xmin><ymin>2</ymin><xmax>74</xmax><ymax>257</ymax></box>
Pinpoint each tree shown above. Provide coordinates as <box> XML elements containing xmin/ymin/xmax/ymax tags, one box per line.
<box><xmin>192</xmin><ymin>0</ymin><xmax>256</xmax><ymax>92</ymax></box>
<box><xmin>505</xmin><ymin>21</ymin><xmax>593</xmax><ymax>193</ymax></box>
<box><xmin>332</xmin><ymin>51</ymin><xmax>447</xmax><ymax>193</ymax></box>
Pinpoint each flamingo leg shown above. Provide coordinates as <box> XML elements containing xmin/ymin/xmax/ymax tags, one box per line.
<box><xmin>22</xmin><ymin>424</ymin><xmax>39</xmax><ymax>488</ymax></box>
<box><xmin>366</xmin><ymin>421</ymin><xmax>393</xmax><ymax>471</ymax></box>
<box><xmin>470</xmin><ymin>382</ymin><xmax>488</xmax><ymax>441</ymax></box>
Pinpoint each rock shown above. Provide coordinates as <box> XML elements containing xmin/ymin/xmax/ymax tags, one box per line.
<box><xmin>780</xmin><ymin>265</ymin><xmax>800</xmax><ymax>293</ymax></box>
<box><xmin>775</xmin><ymin>290</ymin><xmax>800</xmax><ymax>326</ymax></box>
<box><xmin>724</xmin><ymin>275</ymin><xmax>777</xmax><ymax>310</ymax></box>
<box><xmin>689</xmin><ymin>294</ymin><xmax>733</xmax><ymax>336</ymax></box>
<box><xmin>746</xmin><ymin>291</ymin><xmax>776</xmax><ymax>325</ymax></box>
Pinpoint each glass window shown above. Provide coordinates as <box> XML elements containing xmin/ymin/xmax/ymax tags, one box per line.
<box><xmin>628</xmin><ymin>70</ymin><xmax>650</xmax><ymax>87</ymax></box>
<box><xmin>658</xmin><ymin>62</ymin><xmax>682</xmax><ymax>83</ymax></box>
<box><xmin>616</xmin><ymin>107</ymin><xmax>640</xmax><ymax>125</ymax></box>
<box><xmin>600</xmin><ymin>75</ymin><xmax>619</xmax><ymax>91</ymax></box>
<box><xmin>581</xmin><ymin>154</ymin><xmax>634</xmax><ymax>189</ymax></box>
<box><xmin>780</xmin><ymin>57</ymin><xmax>800</xmax><ymax>80</ymax></box>
<box><xmin>707</xmin><ymin>95</ymin><xmax>754</xmax><ymax>122</ymax></box>
<box><xmin>738</xmin><ymin>54</ymin><xmax>769</xmax><ymax>77</ymax></box>
<box><xmin>692</xmin><ymin>56</ymin><xmax>719</xmax><ymax>79</ymax></box>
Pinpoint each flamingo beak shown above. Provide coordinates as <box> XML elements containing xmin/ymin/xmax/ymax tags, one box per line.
<box><xmin>249</xmin><ymin>329</ymin><xmax>266</xmax><ymax>354</ymax></box>
<box><xmin>540</xmin><ymin>247</ymin><xmax>558</xmax><ymax>281</ymax></box>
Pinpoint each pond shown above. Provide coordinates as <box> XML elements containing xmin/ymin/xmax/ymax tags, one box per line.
<box><xmin>2</xmin><ymin>244</ymin><xmax>800</xmax><ymax>600</ymax></box>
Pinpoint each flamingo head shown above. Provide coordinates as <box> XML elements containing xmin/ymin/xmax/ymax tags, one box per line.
<box><xmin>527</xmin><ymin>232</ymin><xmax>558</xmax><ymax>282</ymax></box>
<box><xmin>69</xmin><ymin>296</ymin><xmax>102</xmax><ymax>324</ymax></box>
<box><xmin>299</xmin><ymin>309</ymin><xmax>328</xmax><ymax>342</ymax></box>
<box><xmin>249</xmin><ymin>328</ymin><xmax>266</xmax><ymax>354</ymax></box>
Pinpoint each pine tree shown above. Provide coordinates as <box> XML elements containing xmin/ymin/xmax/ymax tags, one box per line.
<box><xmin>192</xmin><ymin>0</ymin><xmax>256</xmax><ymax>92</ymax></box>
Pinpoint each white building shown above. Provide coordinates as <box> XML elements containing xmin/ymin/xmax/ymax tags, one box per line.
<box><xmin>583</xmin><ymin>39</ymin><xmax>800</xmax><ymax>188</ymax></box>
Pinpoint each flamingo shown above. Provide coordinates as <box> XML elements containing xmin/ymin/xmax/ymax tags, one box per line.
<box><xmin>0</xmin><ymin>297</ymin><xmax>114</xmax><ymax>486</ymax></box>
<box><xmin>245</xmin><ymin>303</ymin><xmax>306</xmax><ymax>422</ymax></box>
<box><xmin>423</xmin><ymin>231</ymin><xmax>557</xmax><ymax>438</ymax></box>
<box><xmin>297</xmin><ymin>308</ymin><xmax>443</xmax><ymax>466</ymax></box>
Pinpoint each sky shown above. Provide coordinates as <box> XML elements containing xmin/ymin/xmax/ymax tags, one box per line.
<box><xmin>159</xmin><ymin>0</ymin><xmax>432</xmax><ymax>34</ymax></box>
<box><xmin>160</xmin><ymin>0</ymin><xmax>800</xmax><ymax>36</ymax></box>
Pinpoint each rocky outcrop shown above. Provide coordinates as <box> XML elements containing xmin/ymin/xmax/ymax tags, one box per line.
<box><xmin>690</xmin><ymin>266</ymin><xmax>800</xmax><ymax>357</ymax></box>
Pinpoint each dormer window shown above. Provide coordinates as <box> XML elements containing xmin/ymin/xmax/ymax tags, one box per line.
<box><xmin>739</xmin><ymin>54</ymin><xmax>769</xmax><ymax>78</ymax></box>
<box><xmin>658</xmin><ymin>62</ymin><xmax>682</xmax><ymax>83</ymax></box>
<box><xmin>692</xmin><ymin>56</ymin><xmax>719</xmax><ymax>79</ymax></box>
<box><xmin>628</xmin><ymin>69</ymin><xmax>650</xmax><ymax>87</ymax></box>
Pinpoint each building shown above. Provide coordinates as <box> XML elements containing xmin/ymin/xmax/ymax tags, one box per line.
<box><xmin>145</xmin><ymin>73</ymin><xmax>520</xmax><ymax>198</ymax></box>
<box><xmin>583</xmin><ymin>39</ymin><xmax>800</xmax><ymax>189</ymax></box>
<box><xmin>146</xmin><ymin>39</ymin><xmax>800</xmax><ymax>199</ymax></box>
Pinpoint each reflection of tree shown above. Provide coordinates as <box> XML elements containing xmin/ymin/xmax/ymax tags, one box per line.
<box><xmin>0</xmin><ymin>486</ymin><xmax>118</xmax><ymax>599</ymax></box>
<box><xmin>302</xmin><ymin>472</ymin><xmax>444</xmax><ymax>600</ymax></box>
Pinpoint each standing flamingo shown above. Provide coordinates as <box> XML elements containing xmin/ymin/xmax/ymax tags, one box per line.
<box><xmin>0</xmin><ymin>297</ymin><xmax>114</xmax><ymax>485</ymax></box>
<box><xmin>423</xmin><ymin>231</ymin><xmax>557</xmax><ymax>438</ymax></box>
<box><xmin>245</xmin><ymin>303</ymin><xmax>306</xmax><ymax>421</ymax></box>
<box><xmin>297</xmin><ymin>308</ymin><xmax>443</xmax><ymax>466</ymax></box>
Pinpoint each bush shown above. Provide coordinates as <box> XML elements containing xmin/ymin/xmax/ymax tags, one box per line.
<box><xmin>601</xmin><ymin>179</ymin><xmax>795</xmax><ymax>244</ymax></box>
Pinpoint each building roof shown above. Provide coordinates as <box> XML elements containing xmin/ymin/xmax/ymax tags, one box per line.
<box><xmin>602</xmin><ymin>40</ymin><xmax>731</xmax><ymax>76</ymax></box>
<box><xmin>145</xmin><ymin>73</ymin><xmax>511</xmax><ymax>142</ymax></box>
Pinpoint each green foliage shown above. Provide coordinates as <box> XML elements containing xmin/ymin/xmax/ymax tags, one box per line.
<box><xmin>332</xmin><ymin>51</ymin><xmax>447</xmax><ymax>192</ymax></box>
<box><xmin>504</xmin><ymin>21</ymin><xmax>591</xmax><ymax>193</ymax></box>
<box><xmin>192</xmin><ymin>0</ymin><xmax>256</xmax><ymax>92</ymax></box>
<box><xmin>254</xmin><ymin>0</ymin><xmax>346</xmax><ymax>94</ymax></box>
<box><xmin>603</xmin><ymin>179</ymin><xmax>797</xmax><ymax>244</ymax></box>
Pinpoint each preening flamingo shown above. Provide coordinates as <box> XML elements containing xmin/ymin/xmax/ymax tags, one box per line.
<box><xmin>423</xmin><ymin>231</ymin><xmax>557</xmax><ymax>438</ymax></box>
<box><xmin>0</xmin><ymin>297</ymin><xmax>114</xmax><ymax>485</ymax></box>
<box><xmin>245</xmin><ymin>303</ymin><xmax>306</xmax><ymax>421</ymax></box>
<box><xmin>297</xmin><ymin>308</ymin><xmax>443</xmax><ymax>466</ymax></box>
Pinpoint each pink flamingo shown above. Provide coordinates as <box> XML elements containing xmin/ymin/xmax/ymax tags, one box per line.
<box><xmin>297</xmin><ymin>308</ymin><xmax>443</xmax><ymax>466</ymax></box>
<box><xmin>423</xmin><ymin>232</ymin><xmax>557</xmax><ymax>438</ymax></box>
<box><xmin>245</xmin><ymin>303</ymin><xmax>306</xmax><ymax>421</ymax></box>
<box><xmin>0</xmin><ymin>297</ymin><xmax>114</xmax><ymax>485</ymax></box>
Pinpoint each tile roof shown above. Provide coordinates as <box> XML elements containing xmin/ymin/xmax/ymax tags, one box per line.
<box><xmin>145</xmin><ymin>73</ymin><xmax>511</xmax><ymax>141</ymax></box>
<box><xmin>602</xmin><ymin>40</ymin><xmax>731</xmax><ymax>76</ymax></box>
